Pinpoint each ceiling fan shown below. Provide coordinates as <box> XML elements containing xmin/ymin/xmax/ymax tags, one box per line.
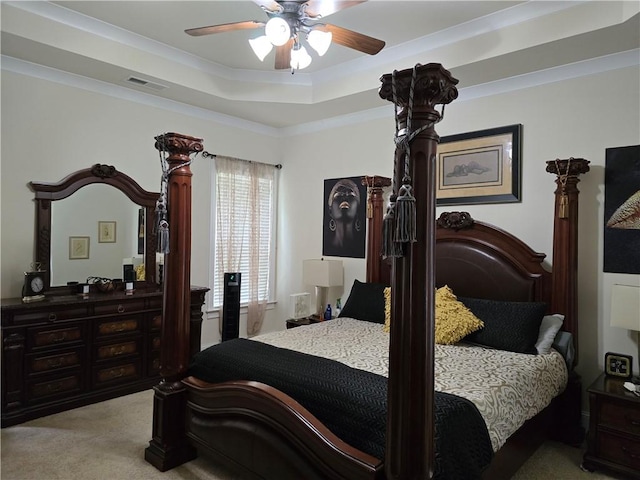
<box><xmin>185</xmin><ymin>0</ymin><xmax>385</xmax><ymax>71</ymax></box>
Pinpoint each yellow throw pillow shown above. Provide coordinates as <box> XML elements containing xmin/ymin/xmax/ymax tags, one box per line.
<box><xmin>435</xmin><ymin>285</ymin><xmax>484</xmax><ymax>344</ymax></box>
<box><xmin>383</xmin><ymin>287</ymin><xmax>391</xmax><ymax>333</ymax></box>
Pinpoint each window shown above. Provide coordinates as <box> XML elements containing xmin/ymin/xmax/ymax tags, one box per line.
<box><xmin>210</xmin><ymin>157</ymin><xmax>278</xmax><ymax>310</ymax></box>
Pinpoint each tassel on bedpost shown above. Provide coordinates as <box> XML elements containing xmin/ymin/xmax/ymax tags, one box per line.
<box><xmin>394</xmin><ymin>176</ymin><xmax>417</xmax><ymax>243</ymax></box>
<box><xmin>382</xmin><ymin>196</ymin><xmax>403</xmax><ymax>258</ymax></box>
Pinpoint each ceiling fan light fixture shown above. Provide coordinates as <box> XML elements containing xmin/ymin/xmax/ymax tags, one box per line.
<box><xmin>307</xmin><ymin>29</ymin><xmax>332</xmax><ymax>56</ymax></box>
<box><xmin>265</xmin><ymin>17</ymin><xmax>291</xmax><ymax>46</ymax></box>
<box><xmin>249</xmin><ymin>35</ymin><xmax>273</xmax><ymax>61</ymax></box>
<box><xmin>290</xmin><ymin>44</ymin><xmax>312</xmax><ymax>70</ymax></box>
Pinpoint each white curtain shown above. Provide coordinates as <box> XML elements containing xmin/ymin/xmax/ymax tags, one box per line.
<box><xmin>215</xmin><ymin>156</ymin><xmax>274</xmax><ymax>336</ymax></box>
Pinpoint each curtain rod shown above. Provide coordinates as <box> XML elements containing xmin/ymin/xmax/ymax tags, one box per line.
<box><xmin>201</xmin><ymin>151</ymin><xmax>282</xmax><ymax>169</ymax></box>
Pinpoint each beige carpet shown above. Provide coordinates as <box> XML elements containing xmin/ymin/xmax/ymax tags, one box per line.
<box><xmin>0</xmin><ymin>390</ymin><xmax>626</xmax><ymax>480</ymax></box>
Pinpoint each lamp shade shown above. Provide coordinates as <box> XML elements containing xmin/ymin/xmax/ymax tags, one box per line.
<box><xmin>307</xmin><ymin>29</ymin><xmax>332</xmax><ymax>56</ymax></box>
<box><xmin>290</xmin><ymin>45</ymin><xmax>312</xmax><ymax>70</ymax></box>
<box><xmin>265</xmin><ymin>17</ymin><xmax>290</xmax><ymax>46</ymax></box>
<box><xmin>303</xmin><ymin>259</ymin><xmax>343</xmax><ymax>287</ymax></box>
<box><xmin>249</xmin><ymin>36</ymin><xmax>273</xmax><ymax>61</ymax></box>
<box><xmin>611</xmin><ymin>284</ymin><xmax>640</xmax><ymax>331</ymax></box>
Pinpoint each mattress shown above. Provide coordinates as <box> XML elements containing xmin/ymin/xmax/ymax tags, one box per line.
<box><xmin>253</xmin><ymin>317</ymin><xmax>568</xmax><ymax>451</ymax></box>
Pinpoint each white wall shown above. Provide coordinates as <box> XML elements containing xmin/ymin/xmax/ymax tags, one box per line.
<box><xmin>2</xmin><ymin>64</ymin><xmax>639</xmax><ymax>409</ymax></box>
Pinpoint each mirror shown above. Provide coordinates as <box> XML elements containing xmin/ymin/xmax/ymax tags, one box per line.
<box><xmin>30</xmin><ymin>164</ymin><xmax>159</xmax><ymax>292</ymax></box>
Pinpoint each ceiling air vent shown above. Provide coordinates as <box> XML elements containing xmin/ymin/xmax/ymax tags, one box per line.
<box><xmin>125</xmin><ymin>76</ymin><xmax>167</xmax><ymax>91</ymax></box>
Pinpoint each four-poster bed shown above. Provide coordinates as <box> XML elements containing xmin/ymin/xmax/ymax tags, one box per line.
<box><xmin>145</xmin><ymin>63</ymin><xmax>590</xmax><ymax>479</ymax></box>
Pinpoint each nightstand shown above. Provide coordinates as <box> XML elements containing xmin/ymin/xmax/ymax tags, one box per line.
<box><xmin>286</xmin><ymin>316</ymin><xmax>324</xmax><ymax>329</ymax></box>
<box><xmin>582</xmin><ymin>373</ymin><xmax>640</xmax><ymax>479</ymax></box>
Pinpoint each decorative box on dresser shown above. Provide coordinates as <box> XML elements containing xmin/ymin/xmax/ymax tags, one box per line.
<box><xmin>1</xmin><ymin>286</ymin><xmax>208</xmax><ymax>428</ymax></box>
<box><xmin>582</xmin><ymin>373</ymin><xmax>640</xmax><ymax>479</ymax></box>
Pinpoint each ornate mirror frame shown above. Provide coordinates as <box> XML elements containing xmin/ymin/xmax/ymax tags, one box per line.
<box><xmin>29</xmin><ymin>164</ymin><xmax>159</xmax><ymax>292</ymax></box>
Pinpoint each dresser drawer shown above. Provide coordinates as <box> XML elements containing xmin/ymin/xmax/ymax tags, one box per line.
<box><xmin>94</xmin><ymin>300</ymin><xmax>146</xmax><ymax>316</ymax></box>
<box><xmin>27</xmin><ymin>322</ymin><xmax>85</xmax><ymax>350</ymax></box>
<box><xmin>94</xmin><ymin>338</ymin><xmax>142</xmax><ymax>362</ymax></box>
<box><xmin>95</xmin><ymin>317</ymin><xmax>142</xmax><ymax>338</ymax></box>
<box><xmin>599</xmin><ymin>398</ymin><xmax>640</xmax><ymax>437</ymax></box>
<box><xmin>149</xmin><ymin>313</ymin><xmax>162</xmax><ymax>332</ymax></box>
<box><xmin>149</xmin><ymin>353</ymin><xmax>161</xmax><ymax>377</ymax></box>
<box><xmin>148</xmin><ymin>297</ymin><xmax>163</xmax><ymax>310</ymax></box>
<box><xmin>92</xmin><ymin>361</ymin><xmax>141</xmax><ymax>389</ymax></box>
<box><xmin>27</xmin><ymin>347</ymin><xmax>84</xmax><ymax>375</ymax></box>
<box><xmin>13</xmin><ymin>306</ymin><xmax>89</xmax><ymax>325</ymax></box>
<box><xmin>27</xmin><ymin>373</ymin><xmax>83</xmax><ymax>403</ymax></box>
<box><xmin>596</xmin><ymin>430</ymin><xmax>640</xmax><ymax>471</ymax></box>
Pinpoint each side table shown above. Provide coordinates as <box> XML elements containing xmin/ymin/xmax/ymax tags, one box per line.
<box><xmin>582</xmin><ymin>373</ymin><xmax>640</xmax><ymax>479</ymax></box>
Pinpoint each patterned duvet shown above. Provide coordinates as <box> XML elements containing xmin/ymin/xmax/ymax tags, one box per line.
<box><xmin>253</xmin><ymin>317</ymin><xmax>568</xmax><ymax>451</ymax></box>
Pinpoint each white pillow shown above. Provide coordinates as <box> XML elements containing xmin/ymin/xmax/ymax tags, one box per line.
<box><xmin>535</xmin><ymin>314</ymin><xmax>564</xmax><ymax>354</ymax></box>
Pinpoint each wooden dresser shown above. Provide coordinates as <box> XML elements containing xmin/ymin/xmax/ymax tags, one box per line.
<box><xmin>1</xmin><ymin>286</ymin><xmax>208</xmax><ymax>427</ymax></box>
<box><xmin>582</xmin><ymin>373</ymin><xmax>640</xmax><ymax>479</ymax></box>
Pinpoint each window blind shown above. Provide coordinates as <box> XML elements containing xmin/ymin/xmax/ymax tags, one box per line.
<box><xmin>212</xmin><ymin>168</ymin><xmax>275</xmax><ymax>308</ymax></box>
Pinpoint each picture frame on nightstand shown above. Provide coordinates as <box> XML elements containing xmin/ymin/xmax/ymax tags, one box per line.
<box><xmin>604</xmin><ymin>352</ymin><xmax>633</xmax><ymax>380</ymax></box>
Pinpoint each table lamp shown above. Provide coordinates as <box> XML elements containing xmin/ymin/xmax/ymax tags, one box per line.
<box><xmin>611</xmin><ymin>284</ymin><xmax>640</xmax><ymax>383</ymax></box>
<box><xmin>303</xmin><ymin>259</ymin><xmax>343</xmax><ymax>318</ymax></box>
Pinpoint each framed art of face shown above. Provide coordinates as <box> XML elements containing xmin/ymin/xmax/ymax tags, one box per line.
<box><xmin>322</xmin><ymin>177</ymin><xmax>366</xmax><ymax>258</ymax></box>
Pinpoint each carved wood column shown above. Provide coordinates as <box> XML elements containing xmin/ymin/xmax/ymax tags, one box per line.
<box><xmin>145</xmin><ymin>132</ymin><xmax>203</xmax><ymax>472</ymax></box>
<box><xmin>545</xmin><ymin>158</ymin><xmax>590</xmax><ymax>365</ymax></box>
<box><xmin>363</xmin><ymin>175</ymin><xmax>391</xmax><ymax>284</ymax></box>
<box><xmin>379</xmin><ymin>64</ymin><xmax>459</xmax><ymax>480</ymax></box>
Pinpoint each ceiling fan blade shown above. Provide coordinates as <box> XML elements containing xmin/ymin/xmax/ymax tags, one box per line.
<box><xmin>251</xmin><ymin>0</ymin><xmax>282</xmax><ymax>13</ymax></box>
<box><xmin>185</xmin><ymin>21</ymin><xmax>264</xmax><ymax>37</ymax></box>
<box><xmin>304</xmin><ymin>0</ymin><xmax>366</xmax><ymax>18</ymax></box>
<box><xmin>275</xmin><ymin>39</ymin><xmax>294</xmax><ymax>69</ymax></box>
<box><xmin>317</xmin><ymin>24</ymin><xmax>385</xmax><ymax>55</ymax></box>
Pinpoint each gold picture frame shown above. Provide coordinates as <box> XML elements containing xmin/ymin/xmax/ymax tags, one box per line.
<box><xmin>436</xmin><ymin>124</ymin><xmax>522</xmax><ymax>206</ymax></box>
<box><xmin>69</xmin><ymin>236</ymin><xmax>90</xmax><ymax>259</ymax></box>
<box><xmin>98</xmin><ymin>221</ymin><xmax>116</xmax><ymax>243</ymax></box>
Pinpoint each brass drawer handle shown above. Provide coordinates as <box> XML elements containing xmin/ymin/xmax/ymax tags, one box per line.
<box><xmin>626</xmin><ymin>414</ymin><xmax>640</xmax><ymax>427</ymax></box>
<box><xmin>48</xmin><ymin>332</ymin><xmax>68</xmax><ymax>343</ymax></box>
<box><xmin>109</xmin><ymin>346</ymin><xmax>126</xmax><ymax>356</ymax></box>
<box><xmin>48</xmin><ymin>313</ymin><xmax>57</xmax><ymax>321</ymax></box>
<box><xmin>109</xmin><ymin>368</ymin><xmax>125</xmax><ymax>379</ymax></box>
<box><xmin>47</xmin><ymin>382</ymin><xmax>62</xmax><ymax>393</ymax></box>
<box><xmin>622</xmin><ymin>446</ymin><xmax>640</xmax><ymax>460</ymax></box>
<box><xmin>117</xmin><ymin>305</ymin><xmax>125</xmax><ymax>314</ymax></box>
<box><xmin>47</xmin><ymin>359</ymin><xmax>63</xmax><ymax>368</ymax></box>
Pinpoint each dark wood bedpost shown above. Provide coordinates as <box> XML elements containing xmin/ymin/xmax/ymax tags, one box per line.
<box><xmin>145</xmin><ymin>132</ymin><xmax>204</xmax><ymax>472</ymax></box>
<box><xmin>379</xmin><ymin>64</ymin><xmax>458</xmax><ymax>480</ymax></box>
<box><xmin>545</xmin><ymin>157</ymin><xmax>590</xmax><ymax>448</ymax></box>
<box><xmin>363</xmin><ymin>175</ymin><xmax>392</xmax><ymax>285</ymax></box>
<box><xmin>545</xmin><ymin>158</ymin><xmax>590</xmax><ymax>364</ymax></box>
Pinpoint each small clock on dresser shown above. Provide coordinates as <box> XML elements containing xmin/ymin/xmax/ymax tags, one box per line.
<box><xmin>605</xmin><ymin>352</ymin><xmax>633</xmax><ymax>380</ymax></box>
<box><xmin>22</xmin><ymin>270</ymin><xmax>46</xmax><ymax>302</ymax></box>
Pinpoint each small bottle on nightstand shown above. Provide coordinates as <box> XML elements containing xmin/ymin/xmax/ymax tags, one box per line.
<box><xmin>324</xmin><ymin>303</ymin><xmax>332</xmax><ymax>320</ymax></box>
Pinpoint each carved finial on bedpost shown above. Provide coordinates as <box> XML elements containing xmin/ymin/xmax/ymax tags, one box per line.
<box><xmin>380</xmin><ymin>64</ymin><xmax>458</xmax><ymax>480</ymax></box>
<box><xmin>545</xmin><ymin>157</ymin><xmax>590</xmax><ymax>366</ymax></box>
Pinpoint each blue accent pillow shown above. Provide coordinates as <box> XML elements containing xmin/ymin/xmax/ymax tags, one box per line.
<box><xmin>458</xmin><ymin>297</ymin><xmax>547</xmax><ymax>354</ymax></box>
<box><xmin>338</xmin><ymin>279</ymin><xmax>388</xmax><ymax>324</ymax></box>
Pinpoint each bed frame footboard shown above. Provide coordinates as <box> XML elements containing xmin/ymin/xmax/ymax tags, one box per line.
<box><xmin>183</xmin><ymin>377</ymin><xmax>384</xmax><ymax>480</ymax></box>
